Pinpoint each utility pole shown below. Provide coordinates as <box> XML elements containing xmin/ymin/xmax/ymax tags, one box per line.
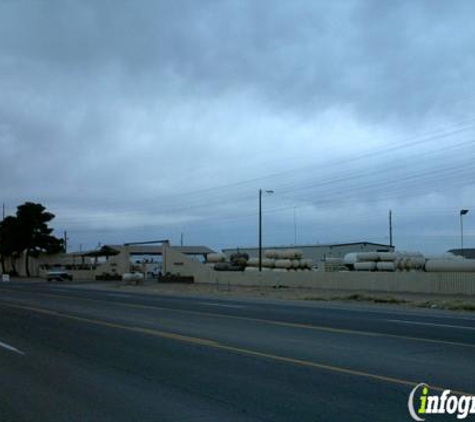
<box><xmin>180</xmin><ymin>233</ymin><xmax>184</xmax><ymax>246</ymax></box>
<box><xmin>64</xmin><ymin>231</ymin><xmax>68</xmax><ymax>254</ymax></box>
<box><xmin>460</xmin><ymin>209</ymin><xmax>469</xmax><ymax>255</ymax></box>
<box><xmin>389</xmin><ymin>210</ymin><xmax>393</xmax><ymax>248</ymax></box>
<box><xmin>293</xmin><ymin>207</ymin><xmax>297</xmax><ymax>245</ymax></box>
<box><xmin>1</xmin><ymin>203</ymin><xmax>4</xmax><ymax>274</ymax></box>
<box><xmin>259</xmin><ymin>189</ymin><xmax>262</xmax><ymax>272</ymax></box>
<box><xmin>258</xmin><ymin>189</ymin><xmax>274</xmax><ymax>272</ymax></box>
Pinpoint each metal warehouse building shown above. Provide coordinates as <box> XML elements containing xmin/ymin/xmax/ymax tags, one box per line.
<box><xmin>222</xmin><ymin>242</ymin><xmax>394</xmax><ymax>263</ymax></box>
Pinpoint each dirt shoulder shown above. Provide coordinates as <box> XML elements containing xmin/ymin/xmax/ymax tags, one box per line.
<box><xmin>60</xmin><ymin>279</ymin><xmax>475</xmax><ymax>312</ymax></box>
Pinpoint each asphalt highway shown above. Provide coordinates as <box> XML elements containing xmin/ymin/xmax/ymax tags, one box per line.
<box><xmin>0</xmin><ymin>281</ymin><xmax>474</xmax><ymax>421</ymax></box>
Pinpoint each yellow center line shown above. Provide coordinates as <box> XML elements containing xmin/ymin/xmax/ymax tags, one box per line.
<box><xmin>0</xmin><ymin>300</ymin><xmax>472</xmax><ymax>397</ymax></box>
<box><xmin>2</xmin><ymin>289</ymin><xmax>473</xmax><ymax>350</ymax></box>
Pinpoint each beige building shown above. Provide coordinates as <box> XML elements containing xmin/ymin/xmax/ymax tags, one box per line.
<box><xmin>2</xmin><ymin>243</ymin><xmax>214</xmax><ymax>280</ymax></box>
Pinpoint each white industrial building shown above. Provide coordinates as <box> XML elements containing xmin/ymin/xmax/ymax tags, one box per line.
<box><xmin>222</xmin><ymin>242</ymin><xmax>394</xmax><ymax>263</ymax></box>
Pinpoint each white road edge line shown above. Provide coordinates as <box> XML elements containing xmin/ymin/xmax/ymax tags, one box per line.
<box><xmin>0</xmin><ymin>340</ymin><xmax>25</xmax><ymax>355</ymax></box>
<box><xmin>387</xmin><ymin>319</ymin><xmax>475</xmax><ymax>331</ymax></box>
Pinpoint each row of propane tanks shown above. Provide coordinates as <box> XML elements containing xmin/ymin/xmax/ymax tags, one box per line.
<box><xmin>206</xmin><ymin>249</ymin><xmax>314</xmax><ymax>272</ymax></box>
<box><xmin>207</xmin><ymin>250</ymin><xmax>475</xmax><ymax>273</ymax></box>
<box><xmin>335</xmin><ymin>252</ymin><xmax>475</xmax><ymax>272</ymax></box>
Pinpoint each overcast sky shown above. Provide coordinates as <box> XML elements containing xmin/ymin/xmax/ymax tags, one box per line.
<box><xmin>1</xmin><ymin>0</ymin><xmax>474</xmax><ymax>254</ymax></box>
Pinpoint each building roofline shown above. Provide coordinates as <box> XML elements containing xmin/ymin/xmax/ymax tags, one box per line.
<box><xmin>222</xmin><ymin>242</ymin><xmax>393</xmax><ymax>251</ymax></box>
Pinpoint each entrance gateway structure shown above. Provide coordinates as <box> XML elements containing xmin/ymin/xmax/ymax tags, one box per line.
<box><xmin>29</xmin><ymin>242</ymin><xmax>214</xmax><ymax>280</ymax></box>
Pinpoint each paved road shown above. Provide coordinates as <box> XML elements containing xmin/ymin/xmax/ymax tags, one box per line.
<box><xmin>0</xmin><ymin>281</ymin><xmax>474</xmax><ymax>421</ymax></box>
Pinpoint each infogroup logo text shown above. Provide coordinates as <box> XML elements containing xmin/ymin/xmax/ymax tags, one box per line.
<box><xmin>408</xmin><ymin>384</ymin><xmax>475</xmax><ymax>420</ymax></box>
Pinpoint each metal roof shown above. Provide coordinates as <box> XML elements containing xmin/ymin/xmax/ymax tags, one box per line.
<box><xmin>447</xmin><ymin>248</ymin><xmax>475</xmax><ymax>259</ymax></box>
<box><xmin>107</xmin><ymin>245</ymin><xmax>215</xmax><ymax>255</ymax></box>
<box><xmin>222</xmin><ymin>242</ymin><xmax>393</xmax><ymax>251</ymax></box>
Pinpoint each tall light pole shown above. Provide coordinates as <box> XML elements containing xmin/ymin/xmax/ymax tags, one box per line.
<box><xmin>460</xmin><ymin>209</ymin><xmax>469</xmax><ymax>256</ymax></box>
<box><xmin>293</xmin><ymin>206</ymin><xmax>297</xmax><ymax>245</ymax></box>
<box><xmin>259</xmin><ymin>189</ymin><xmax>274</xmax><ymax>272</ymax></box>
<box><xmin>389</xmin><ymin>210</ymin><xmax>393</xmax><ymax>248</ymax></box>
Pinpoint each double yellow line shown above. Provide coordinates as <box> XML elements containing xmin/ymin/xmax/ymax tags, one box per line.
<box><xmin>0</xmin><ymin>296</ymin><xmax>472</xmax><ymax>396</ymax></box>
<box><xmin>20</xmin><ymin>289</ymin><xmax>475</xmax><ymax>350</ymax></box>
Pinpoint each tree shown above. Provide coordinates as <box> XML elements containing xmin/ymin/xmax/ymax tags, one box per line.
<box><xmin>15</xmin><ymin>202</ymin><xmax>64</xmax><ymax>277</ymax></box>
<box><xmin>0</xmin><ymin>216</ymin><xmax>24</xmax><ymax>275</ymax></box>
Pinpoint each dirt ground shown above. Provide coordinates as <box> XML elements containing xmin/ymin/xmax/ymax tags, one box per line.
<box><xmin>65</xmin><ymin>279</ymin><xmax>475</xmax><ymax>312</ymax></box>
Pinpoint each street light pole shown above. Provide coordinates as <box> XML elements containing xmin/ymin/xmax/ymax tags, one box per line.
<box><xmin>258</xmin><ymin>189</ymin><xmax>274</xmax><ymax>272</ymax></box>
<box><xmin>460</xmin><ymin>209</ymin><xmax>469</xmax><ymax>256</ymax></box>
<box><xmin>259</xmin><ymin>189</ymin><xmax>262</xmax><ymax>272</ymax></box>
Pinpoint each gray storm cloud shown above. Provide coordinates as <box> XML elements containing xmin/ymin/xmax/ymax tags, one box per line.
<box><xmin>0</xmin><ymin>0</ymin><xmax>474</xmax><ymax>252</ymax></box>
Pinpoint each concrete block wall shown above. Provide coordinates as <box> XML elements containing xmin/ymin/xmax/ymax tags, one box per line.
<box><xmin>164</xmin><ymin>247</ymin><xmax>475</xmax><ymax>295</ymax></box>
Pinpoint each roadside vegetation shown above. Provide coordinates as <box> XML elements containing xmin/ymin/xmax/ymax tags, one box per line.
<box><xmin>0</xmin><ymin>202</ymin><xmax>63</xmax><ymax>276</ymax></box>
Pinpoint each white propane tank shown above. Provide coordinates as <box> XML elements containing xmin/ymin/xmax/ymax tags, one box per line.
<box><xmin>355</xmin><ymin>252</ymin><xmax>379</xmax><ymax>262</ymax></box>
<box><xmin>292</xmin><ymin>249</ymin><xmax>303</xmax><ymax>259</ymax></box>
<box><xmin>424</xmin><ymin>259</ymin><xmax>475</xmax><ymax>272</ymax></box>
<box><xmin>247</xmin><ymin>258</ymin><xmax>260</xmax><ymax>267</ymax></box>
<box><xmin>354</xmin><ymin>262</ymin><xmax>376</xmax><ymax>271</ymax></box>
<box><xmin>377</xmin><ymin>252</ymin><xmax>398</xmax><ymax>261</ymax></box>
<box><xmin>407</xmin><ymin>258</ymin><xmax>425</xmax><ymax>271</ymax></box>
<box><xmin>278</xmin><ymin>249</ymin><xmax>303</xmax><ymax>259</ymax></box>
<box><xmin>376</xmin><ymin>262</ymin><xmax>396</xmax><ymax>272</ymax></box>
<box><xmin>301</xmin><ymin>258</ymin><xmax>314</xmax><ymax>269</ymax></box>
<box><xmin>262</xmin><ymin>258</ymin><xmax>276</xmax><ymax>268</ymax></box>
<box><xmin>264</xmin><ymin>250</ymin><xmax>279</xmax><ymax>259</ymax></box>
<box><xmin>291</xmin><ymin>259</ymin><xmax>301</xmax><ymax>269</ymax></box>
<box><xmin>275</xmin><ymin>259</ymin><xmax>292</xmax><ymax>269</ymax></box>
<box><xmin>207</xmin><ymin>253</ymin><xmax>227</xmax><ymax>263</ymax></box>
<box><xmin>343</xmin><ymin>253</ymin><xmax>358</xmax><ymax>265</ymax></box>
<box><xmin>278</xmin><ymin>250</ymin><xmax>292</xmax><ymax>259</ymax></box>
<box><xmin>122</xmin><ymin>272</ymin><xmax>144</xmax><ymax>282</ymax></box>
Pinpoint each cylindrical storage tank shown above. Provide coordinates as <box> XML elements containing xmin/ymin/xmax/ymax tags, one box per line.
<box><xmin>264</xmin><ymin>250</ymin><xmax>278</xmax><ymax>259</ymax></box>
<box><xmin>207</xmin><ymin>253</ymin><xmax>226</xmax><ymax>263</ymax></box>
<box><xmin>123</xmin><ymin>272</ymin><xmax>144</xmax><ymax>282</ymax></box>
<box><xmin>278</xmin><ymin>250</ymin><xmax>292</xmax><ymax>259</ymax></box>
<box><xmin>275</xmin><ymin>259</ymin><xmax>292</xmax><ymax>269</ymax></box>
<box><xmin>399</xmin><ymin>258</ymin><xmax>409</xmax><ymax>271</ymax></box>
<box><xmin>378</xmin><ymin>252</ymin><xmax>398</xmax><ymax>261</ymax></box>
<box><xmin>406</xmin><ymin>258</ymin><xmax>425</xmax><ymax>271</ymax></box>
<box><xmin>343</xmin><ymin>253</ymin><xmax>358</xmax><ymax>265</ymax></box>
<box><xmin>301</xmin><ymin>258</ymin><xmax>314</xmax><ymax>269</ymax></box>
<box><xmin>424</xmin><ymin>259</ymin><xmax>475</xmax><ymax>272</ymax></box>
<box><xmin>376</xmin><ymin>262</ymin><xmax>396</xmax><ymax>272</ymax></box>
<box><xmin>291</xmin><ymin>249</ymin><xmax>303</xmax><ymax>259</ymax></box>
<box><xmin>245</xmin><ymin>266</ymin><xmax>259</xmax><ymax>272</ymax></box>
<box><xmin>354</xmin><ymin>262</ymin><xmax>377</xmax><ymax>271</ymax></box>
<box><xmin>273</xmin><ymin>268</ymin><xmax>288</xmax><ymax>273</ymax></box>
<box><xmin>278</xmin><ymin>249</ymin><xmax>303</xmax><ymax>259</ymax></box>
<box><xmin>291</xmin><ymin>259</ymin><xmax>301</xmax><ymax>269</ymax></box>
<box><xmin>262</xmin><ymin>258</ymin><xmax>275</xmax><ymax>268</ymax></box>
<box><xmin>356</xmin><ymin>252</ymin><xmax>379</xmax><ymax>262</ymax></box>
<box><xmin>230</xmin><ymin>252</ymin><xmax>249</xmax><ymax>267</ymax></box>
<box><xmin>247</xmin><ymin>258</ymin><xmax>260</xmax><ymax>267</ymax></box>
